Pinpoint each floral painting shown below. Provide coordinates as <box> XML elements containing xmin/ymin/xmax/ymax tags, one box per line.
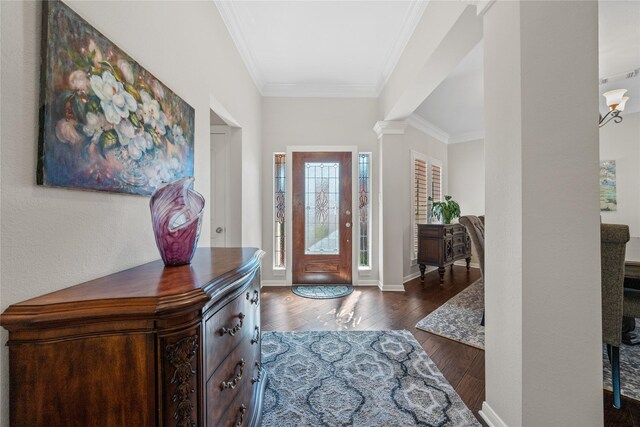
<box><xmin>600</xmin><ymin>160</ymin><xmax>617</xmax><ymax>211</ymax></box>
<box><xmin>37</xmin><ymin>1</ymin><xmax>194</xmax><ymax>196</ymax></box>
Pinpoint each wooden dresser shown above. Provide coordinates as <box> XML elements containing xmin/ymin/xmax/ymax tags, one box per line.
<box><xmin>0</xmin><ymin>247</ymin><xmax>266</xmax><ymax>427</ymax></box>
<box><xmin>417</xmin><ymin>223</ymin><xmax>471</xmax><ymax>283</ymax></box>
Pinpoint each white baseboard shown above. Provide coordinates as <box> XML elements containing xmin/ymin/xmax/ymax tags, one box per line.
<box><xmin>479</xmin><ymin>402</ymin><xmax>508</xmax><ymax>427</ymax></box>
<box><xmin>453</xmin><ymin>260</ymin><xmax>481</xmax><ymax>269</ymax></box>
<box><xmin>378</xmin><ymin>283</ymin><xmax>405</xmax><ymax>292</ymax></box>
<box><xmin>403</xmin><ymin>271</ymin><xmax>421</xmax><ymax>283</ymax></box>
<box><xmin>357</xmin><ymin>279</ymin><xmax>382</xmax><ymax>287</ymax></box>
<box><xmin>261</xmin><ymin>280</ymin><xmax>288</xmax><ymax>287</ymax></box>
<box><xmin>403</xmin><ymin>266</ymin><xmax>438</xmax><ymax>283</ymax></box>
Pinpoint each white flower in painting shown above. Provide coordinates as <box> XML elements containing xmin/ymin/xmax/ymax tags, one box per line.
<box><xmin>140</xmin><ymin>90</ymin><xmax>168</xmax><ymax>135</ymax></box>
<box><xmin>90</xmin><ymin>71</ymin><xmax>137</xmax><ymax>125</ymax></box>
<box><xmin>133</xmin><ymin>133</ymin><xmax>153</xmax><ymax>152</ymax></box>
<box><xmin>117</xmin><ymin>60</ymin><xmax>135</xmax><ymax>84</ymax></box>
<box><xmin>172</xmin><ymin>124</ymin><xmax>187</xmax><ymax>146</ymax></box>
<box><xmin>69</xmin><ymin>70</ymin><xmax>89</xmax><ymax>91</ymax></box>
<box><xmin>56</xmin><ymin>119</ymin><xmax>84</xmax><ymax>144</ymax></box>
<box><xmin>116</xmin><ymin>119</ymin><xmax>136</xmax><ymax>146</ymax></box>
<box><xmin>127</xmin><ymin>142</ymin><xmax>143</xmax><ymax>160</ymax></box>
<box><xmin>83</xmin><ymin>112</ymin><xmax>106</xmax><ymax>143</ymax></box>
<box><xmin>150</xmin><ymin>79</ymin><xmax>165</xmax><ymax>100</ymax></box>
<box><xmin>88</xmin><ymin>39</ymin><xmax>103</xmax><ymax>67</ymax></box>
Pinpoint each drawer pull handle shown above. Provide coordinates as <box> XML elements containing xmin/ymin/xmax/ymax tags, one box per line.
<box><xmin>220</xmin><ymin>359</ymin><xmax>245</xmax><ymax>390</ymax></box>
<box><xmin>251</xmin><ymin>326</ymin><xmax>260</xmax><ymax>345</ymax></box>
<box><xmin>220</xmin><ymin>313</ymin><xmax>245</xmax><ymax>336</ymax></box>
<box><xmin>234</xmin><ymin>404</ymin><xmax>247</xmax><ymax>427</ymax></box>
<box><xmin>246</xmin><ymin>289</ymin><xmax>259</xmax><ymax>305</ymax></box>
<box><xmin>252</xmin><ymin>362</ymin><xmax>262</xmax><ymax>384</ymax></box>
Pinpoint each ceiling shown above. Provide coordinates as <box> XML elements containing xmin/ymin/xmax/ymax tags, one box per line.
<box><xmin>215</xmin><ymin>0</ymin><xmax>427</xmax><ymax>97</ymax></box>
<box><xmin>413</xmin><ymin>0</ymin><xmax>640</xmax><ymax>143</ymax></box>
<box><xmin>216</xmin><ymin>1</ymin><xmax>639</xmax><ymax>140</ymax></box>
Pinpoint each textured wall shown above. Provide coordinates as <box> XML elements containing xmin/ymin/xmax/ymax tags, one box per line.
<box><xmin>0</xmin><ymin>2</ymin><xmax>261</xmax><ymax>424</ymax></box>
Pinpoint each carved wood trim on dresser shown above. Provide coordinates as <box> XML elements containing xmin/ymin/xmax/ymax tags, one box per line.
<box><xmin>417</xmin><ymin>223</ymin><xmax>471</xmax><ymax>284</ymax></box>
<box><xmin>1</xmin><ymin>247</ymin><xmax>266</xmax><ymax>427</ymax></box>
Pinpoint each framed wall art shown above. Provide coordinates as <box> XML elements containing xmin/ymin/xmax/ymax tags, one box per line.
<box><xmin>600</xmin><ymin>160</ymin><xmax>617</xmax><ymax>211</ymax></box>
<box><xmin>37</xmin><ymin>1</ymin><xmax>195</xmax><ymax>196</ymax></box>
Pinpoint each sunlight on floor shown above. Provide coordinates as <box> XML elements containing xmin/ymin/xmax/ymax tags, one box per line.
<box><xmin>317</xmin><ymin>290</ymin><xmax>363</xmax><ymax>329</ymax></box>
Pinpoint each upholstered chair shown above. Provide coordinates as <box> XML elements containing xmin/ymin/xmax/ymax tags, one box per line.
<box><xmin>601</xmin><ymin>223</ymin><xmax>630</xmax><ymax>409</ymax></box>
<box><xmin>459</xmin><ymin>215</ymin><xmax>485</xmax><ymax>326</ymax></box>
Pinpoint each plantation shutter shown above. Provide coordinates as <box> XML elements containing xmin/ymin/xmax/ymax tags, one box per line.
<box><xmin>431</xmin><ymin>163</ymin><xmax>442</xmax><ymax>202</ymax></box>
<box><xmin>414</xmin><ymin>158</ymin><xmax>428</xmax><ymax>257</ymax></box>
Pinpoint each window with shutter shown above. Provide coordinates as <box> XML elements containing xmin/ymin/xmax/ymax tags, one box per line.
<box><xmin>411</xmin><ymin>151</ymin><xmax>444</xmax><ymax>262</ymax></box>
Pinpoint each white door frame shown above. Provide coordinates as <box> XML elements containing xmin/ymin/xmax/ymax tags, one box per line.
<box><xmin>210</xmin><ymin>125</ymin><xmax>231</xmax><ymax>247</ymax></box>
<box><xmin>285</xmin><ymin>145</ymin><xmax>359</xmax><ymax>286</ymax></box>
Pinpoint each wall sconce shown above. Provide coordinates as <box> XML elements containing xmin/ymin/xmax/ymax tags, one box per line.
<box><xmin>600</xmin><ymin>89</ymin><xmax>629</xmax><ymax>127</ymax></box>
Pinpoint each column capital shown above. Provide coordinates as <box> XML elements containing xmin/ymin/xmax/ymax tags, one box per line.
<box><xmin>373</xmin><ymin>121</ymin><xmax>407</xmax><ymax>139</ymax></box>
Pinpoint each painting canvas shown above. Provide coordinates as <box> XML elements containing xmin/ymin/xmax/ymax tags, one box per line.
<box><xmin>37</xmin><ymin>1</ymin><xmax>195</xmax><ymax>196</ymax></box>
<box><xmin>600</xmin><ymin>160</ymin><xmax>617</xmax><ymax>211</ymax></box>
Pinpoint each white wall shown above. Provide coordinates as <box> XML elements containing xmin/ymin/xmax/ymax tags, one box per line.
<box><xmin>599</xmin><ymin>112</ymin><xmax>640</xmax><ymax>237</ymax></box>
<box><xmin>0</xmin><ymin>2</ymin><xmax>261</xmax><ymax>424</ymax></box>
<box><xmin>260</xmin><ymin>97</ymin><xmax>380</xmax><ymax>283</ymax></box>
<box><xmin>402</xmin><ymin>124</ymin><xmax>448</xmax><ymax>280</ymax></box>
<box><xmin>483</xmin><ymin>1</ymin><xmax>602</xmax><ymax>425</ymax></box>
<box><xmin>448</xmin><ymin>139</ymin><xmax>485</xmax><ymax>216</ymax></box>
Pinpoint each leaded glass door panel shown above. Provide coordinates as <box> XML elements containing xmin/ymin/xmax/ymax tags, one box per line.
<box><xmin>292</xmin><ymin>152</ymin><xmax>352</xmax><ymax>284</ymax></box>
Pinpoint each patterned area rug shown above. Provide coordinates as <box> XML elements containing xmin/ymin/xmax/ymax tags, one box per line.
<box><xmin>415</xmin><ymin>281</ymin><xmax>640</xmax><ymax>401</ymax></box>
<box><xmin>291</xmin><ymin>285</ymin><xmax>353</xmax><ymax>299</ymax></box>
<box><xmin>415</xmin><ymin>280</ymin><xmax>485</xmax><ymax>350</ymax></box>
<box><xmin>261</xmin><ymin>330</ymin><xmax>480</xmax><ymax>427</ymax></box>
<box><xmin>603</xmin><ymin>319</ymin><xmax>640</xmax><ymax>401</ymax></box>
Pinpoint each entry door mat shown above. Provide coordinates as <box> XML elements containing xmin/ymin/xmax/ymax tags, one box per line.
<box><xmin>261</xmin><ymin>330</ymin><xmax>481</xmax><ymax>426</ymax></box>
<box><xmin>415</xmin><ymin>280</ymin><xmax>640</xmax><ymax>402</ymax></box>
<box><xmin>291</xmin><ymin>284</ymin><xmax>353</xmax><ymax>299</ymax></box>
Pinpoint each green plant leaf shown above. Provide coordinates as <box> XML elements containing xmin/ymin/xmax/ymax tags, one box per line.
<box><xmin>129</xmin><ymin>113</ymin><xmax>141</xmax><ymax>128</ymax></box>
<box><xmin>98</xmin><ymin>129</ymin><xmax>119</xmax><ymax>158</ymax></box>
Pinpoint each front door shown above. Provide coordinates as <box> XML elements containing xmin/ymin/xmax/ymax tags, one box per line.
<box><xmin>292</xmin><ymin>152</ymin><xmax>352</xmax><ymax>284</ymax></box>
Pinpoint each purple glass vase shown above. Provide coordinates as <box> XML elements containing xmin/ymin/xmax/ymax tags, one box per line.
<box><xmin>150</xmin><ymin>177</ymin><xmax>205</xmax><ymax>266</ymax></box>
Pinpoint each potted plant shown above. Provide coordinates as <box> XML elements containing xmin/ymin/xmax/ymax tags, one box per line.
<box><xmin>428</xmin><ymin>195</ymin><xmax>461</xmax><ymax>224</ymax></box>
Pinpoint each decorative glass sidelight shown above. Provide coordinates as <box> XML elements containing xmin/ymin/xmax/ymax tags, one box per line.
<box><xmin>305</xmin><ymin>162</ymin><xmax>340</xmax><ymax>255</ymax></box>
<box><xmin>358</xmin><ymin>153</ymin><xmax>370</xmax><ymax>268</ymax></box>
<box><xmin>274</xmin><ymin>154</ymin><xmax>286</xmax><ymax>268</ymax></box>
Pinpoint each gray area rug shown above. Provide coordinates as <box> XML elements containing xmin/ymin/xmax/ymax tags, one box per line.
<box><xmin>603</xmin><ymin>319</ymin><xmax>640</xmax><ymax>401</ymax></box>
<box><xmin>415</xmin><ymin>281</ymin><xmax>640</xmax><ymax>401</ymax></box>
<box><xmin>415</xmin><ymin>280</ymin><xmax>485</xmax><ymax>350</ymax></box>
<box><xmin>291</xmin><ymin>285</ymin><xmax>353</xmax><ymax>299</ymax></box>
<box><xmin>261</xmin><ymin>330</ymin><xmax>480</xmax><ymax>426</ymax></box>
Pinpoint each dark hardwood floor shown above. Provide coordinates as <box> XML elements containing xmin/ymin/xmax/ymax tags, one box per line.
<box><xmin>261</xmin><ymin>265</ymin><xmax>640</xmax><ymax>426</ymax></box>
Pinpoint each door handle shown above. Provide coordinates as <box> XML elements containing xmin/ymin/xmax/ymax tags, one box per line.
<box><xmin>346</xmin><ymin>222</ymin><xmax>351</xmax><ymax>228</ymax></box>
<box><xmin>216</xmin><ymin>227</ymin><xmax>223</xmax><ymax>234</ymax></box>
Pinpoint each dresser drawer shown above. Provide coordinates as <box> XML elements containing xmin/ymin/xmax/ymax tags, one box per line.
<box><xmin>452</xmin><ymin>233</ymin><xmax>466</xmax><ymax>246</ymax></box>
<box><xmin>207</xmin><ymin>336</ymin><xmax>260</xmax><ymax>426</ymax></box>
<box><xmin>453</xmin><ymin>244</ymin><xmax>468</xmax><ymax>257</ymax></box>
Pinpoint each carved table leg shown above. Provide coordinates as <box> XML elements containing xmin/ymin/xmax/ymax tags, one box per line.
<box><xmin>419</xmin><ymin>264</ymin><xmax>426</xmax><ymax>280</ymax></box>
<box><xmin>438</xmin><ymin>266</ymin><xmax>445</xmax><ymax>284</ymax></box>
<box><xmin>466</xmin><ymin>257</ymin><xmax>471</xmax><ymax>271</ymax></box>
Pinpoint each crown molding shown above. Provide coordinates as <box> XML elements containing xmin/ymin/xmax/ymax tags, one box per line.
<box><xmin>373</xmin><ymin>121</ymin><xmax>407</xmax><ymax>139</ymax></box>
<box><xmin>216</xmin><ymin>1</ymin><xmax>428</xmax><ymax>98</ymax></box>
<box><xmin>448</xmin><ymin>130</ymin><xmax>485</xmax><ymax>144</ymax></box>
<box><xmin>375</xmin><ymin>0</ymin><xmax>430</xmax><ymax>96</ymax></box>
<box><xmin>406</xmin><ymin>114</ymin><xmax>450</xmax><ymax>143</ymax></box>
<box><xmin>215</xmin><ymin>1</ymin><xmax>266</xmax><ymax>94</ymax></box>
<box><xmin>262</xmin><ymin>83</ymin><xmax>379</xmax><ymax>98</ymax></box>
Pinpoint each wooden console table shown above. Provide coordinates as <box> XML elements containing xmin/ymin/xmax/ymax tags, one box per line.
<box><xmin>1</xmin><ymin>247</ymin><xmax>265</xmax><ymax>427</ymax></box>
<box><xmin>418</xmin><ymin>223</ymin><xmax>472</xmax><ymax>283</ymax></box>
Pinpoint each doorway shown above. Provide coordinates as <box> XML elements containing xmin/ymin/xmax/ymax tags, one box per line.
<box><xmin>210</xmin><ymin>125</ymin><xmax>229</xmax><ymax>247</ymax></box>
<box><xmin>292</xmin><ymin>152</ymin><xmax>352</xmax><ymax>284</ymax></box>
